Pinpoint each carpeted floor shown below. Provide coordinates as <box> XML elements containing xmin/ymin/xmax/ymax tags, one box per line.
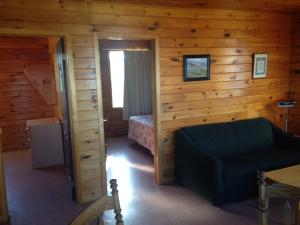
<box><xmin>3</xmin><ymin>136</ymin><xmax>286</xmax><ymax>225</ymax></box>
<box><xmin>3</xmin><ymin>150</ymin><xmax>86</xmax><ymax>225</ymax></box>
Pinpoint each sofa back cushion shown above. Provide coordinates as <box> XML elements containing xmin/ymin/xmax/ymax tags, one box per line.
<box><xmin>181</xmin><ymin>123</ymin><xmax>239</xmax><ymax>157</ymax></box>
<box><xmin>230</xmin><ymin>118</ymin><xmax>274</xmax><ymax>153</ymax></box>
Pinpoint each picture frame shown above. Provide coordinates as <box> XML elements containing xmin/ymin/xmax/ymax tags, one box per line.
<box><xmin>183</xmin><ymin>55</ymin><xmax>210</xmax><ymax>81</ymax></box>
<box><xmin>253</xmin><ymin>53</ymin><xmax>268</xmax><ymax>79</ymax></box>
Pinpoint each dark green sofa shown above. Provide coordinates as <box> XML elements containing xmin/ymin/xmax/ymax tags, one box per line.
<box><xmin>175</xmin><ymin>118</ymin><xmax>300</xmax><ymax>205</ymax></box>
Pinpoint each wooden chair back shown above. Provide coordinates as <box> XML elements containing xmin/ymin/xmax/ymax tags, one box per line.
<box><xmin>70</xmin><ymin>179</ymin><xmax>124</xmax><ymax>225</ymax></box>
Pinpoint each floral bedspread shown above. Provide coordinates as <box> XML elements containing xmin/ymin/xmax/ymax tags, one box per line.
<box><xmin>128</xmin><ymin>115</ymin><xmax>154</xmax><ymax>155</ymax></box>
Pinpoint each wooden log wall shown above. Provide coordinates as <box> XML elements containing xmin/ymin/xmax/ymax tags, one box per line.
<box><xmin>24</xmin><ymin>64</ymin><xmax>57</xmax><ymax>105</ymax></box>
<box><xmin>289</xmin><ymin>15</ymin><xmax>300</xmax><ymax>135</ymax></box>
<box><xmin>157</xmin><ymin>14</ymin><xmax>291</xmax><ymax>181</ymax></box>
<box><xmin>0</xmin><ymin>129</ymin><xmax>8</xmax><ymax>223</ymax></box>
<box><xmin>0</xmin><ymin>36</ymin><xmax>56</xmax><ymax>152</ymax></box>
<box><xmin>0</xmin><ymin>1</ymin><xmax>294</xmax><ymax>201</ymax></box>
<box><xmin>72</xmin><ymin>34</ymin><xmax>107</xmax><ymax>203</ymax></box>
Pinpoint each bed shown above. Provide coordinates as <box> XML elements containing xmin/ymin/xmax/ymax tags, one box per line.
<box><xmin>128</xmin><ymin>115</ymin><xmax>154</xmax><ymax>155</ymax></box>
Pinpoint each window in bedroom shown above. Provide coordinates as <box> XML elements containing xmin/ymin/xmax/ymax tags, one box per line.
<box><xmin>109</xmin><ymin>51</ymin><xmax>125</xmax><ymax>108</ymax></box>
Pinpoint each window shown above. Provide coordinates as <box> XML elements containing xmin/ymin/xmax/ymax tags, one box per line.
<box><xmin>109</xmin><ymin>51</ymin><xmax>124</xmax><ymax>108</ymax></box>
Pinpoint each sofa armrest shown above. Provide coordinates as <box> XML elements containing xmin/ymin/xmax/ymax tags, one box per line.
<box><xmin>175</xmin><ymin>130</ymin><xmax>224</xmax><ymax>205</ymax></box>
<box><xmin>271</xmin><ymin>123</ymin><xmax>300</xmax><ymax>149</ymax></box>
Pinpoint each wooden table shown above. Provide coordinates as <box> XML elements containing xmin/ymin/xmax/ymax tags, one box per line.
<box><xmin>258</xmin><ymin>165</ymin><xmax>300</xmax><ymax>225</ymax></box>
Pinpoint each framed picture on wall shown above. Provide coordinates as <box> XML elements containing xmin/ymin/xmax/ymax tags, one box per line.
<box><xmin>253</xmin><ymin>53</ymin><xmax>268</xmax><ymax>79</ymax></box>
<box><xmin>183</xmin><ymin>55</ymin><xmax>210</xmax><ymax>81</ymax></box>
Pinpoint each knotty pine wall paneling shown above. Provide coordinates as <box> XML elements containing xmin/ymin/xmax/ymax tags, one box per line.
<box><xmin>82</xmin><ymin>0</ymin><xmax>300</xmax><ymax>12</ymax></box>
<box><xmin>72</xmin><ymin>34</ymin><xmax>106</xmax><ymax>202</ymax></box>
<box><xmin>0</xmin><ymin>129</ymin><xmax>8</xmax><ymax>223</ymax></box>
<box><xmin>0</xmin><ymin>36</ymin><xmax>56</xmax><ymax>152</ymax></box>
<box><xmin>0</xmin><ymin>1</ymin><xmax>294</xmax><ymax>200</ymax></box>
<box><xmin>289</xmin><ymin>14</ymin><xmax>300</xmax><ymax>135</ymax></box>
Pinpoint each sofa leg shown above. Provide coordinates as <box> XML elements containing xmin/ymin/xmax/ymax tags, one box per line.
<box><xmin>258</xmin><ymin>171</ymin><xmax>269</xmax><ymax>225</ymax></box>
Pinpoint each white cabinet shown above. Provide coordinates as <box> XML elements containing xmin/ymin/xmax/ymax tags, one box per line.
<box><xmin>26</xmin><ymin>118</ymin><xmax>64</xmax><ymax>169</ymax></box>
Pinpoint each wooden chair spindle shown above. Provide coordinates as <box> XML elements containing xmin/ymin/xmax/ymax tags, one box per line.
<box><xmin>110</xmin><ymin>179</ymin><xmax>124</xmax><ymax>225</ymax></box>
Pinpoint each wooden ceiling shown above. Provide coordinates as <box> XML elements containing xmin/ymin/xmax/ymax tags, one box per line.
<box><xmin>99</xmin><ymin>0</ymin><xmax>300</xmax><ymax>12</ymax></box>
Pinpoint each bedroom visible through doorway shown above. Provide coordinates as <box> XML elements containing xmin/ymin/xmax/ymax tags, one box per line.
<box><xmin>99</xmin><ymin>39</ymin><xmax>156</xmax><ymax>199</ymax></box>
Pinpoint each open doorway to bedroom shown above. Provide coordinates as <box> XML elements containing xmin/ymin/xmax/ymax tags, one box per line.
<box><xmin>99</xmin><ymin>39</ymin><xmax>156</xmax><ymax>194</ymax></box>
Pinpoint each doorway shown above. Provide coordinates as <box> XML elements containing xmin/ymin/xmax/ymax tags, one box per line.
<box><xmin>0</xmin><ymin>35</ymin><xmax>79</xmax><ymax>224</ymax></box>
<box><xmin>98</xmin><ymin>39</ymin><xmax>158</xmax><ymax>189</ymax></box>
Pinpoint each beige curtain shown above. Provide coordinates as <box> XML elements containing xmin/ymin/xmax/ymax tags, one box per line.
<box><xmin>123</xmin><ymin>51</ymin><xmax>153</xmax><ymax>120</ymax></box>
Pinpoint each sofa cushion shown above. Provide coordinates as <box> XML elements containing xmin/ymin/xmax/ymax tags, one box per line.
<box><xmin>181</xmin><ymin>123</ymin><xmax>239</xmax><ymax>157</ymax></box>
<box><xmin>221</xmin><ymin>153</ymin><xmax>271</xmax><ymax>182</ymax></box>
<box><xmin>221</xmin><ymin>148</ymin><xmax>300</xmax><ymax>182</ymax></box>
<box><xmin>230</xmin><ymin>118</ymin><xmax>274</xmax><ymax>153</ymax></box>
